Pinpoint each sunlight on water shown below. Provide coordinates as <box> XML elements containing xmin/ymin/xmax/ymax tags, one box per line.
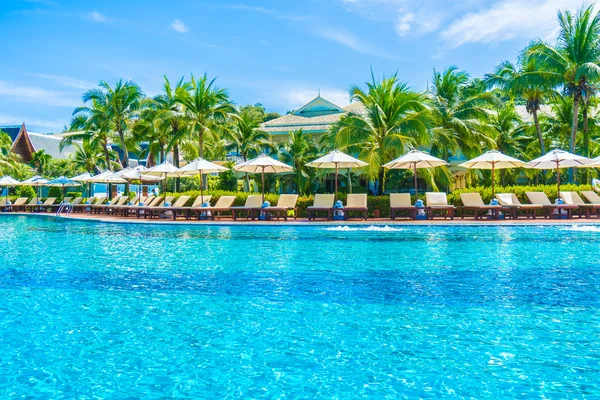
<box><xmin>0</xmin><ymin>215</ymin><xmax>599</xmax><ymax>398</ymax></box>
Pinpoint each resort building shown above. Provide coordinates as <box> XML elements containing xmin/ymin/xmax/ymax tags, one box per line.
<box><xmin>1</xmin><ymin>123</ymin><xmax>78</xmax><ymax>162</ymax></box>
<box><xmin>261</xmin><ymin>96</ymin><xmax>365</xmax><ymax>143</ymax></box>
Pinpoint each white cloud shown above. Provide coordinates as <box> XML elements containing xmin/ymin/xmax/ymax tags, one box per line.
<box><xmin>0</xmin><ymin>81</ymin><xmax>79</xmax><ymax>108</ymax></box>
<box><xmin>395</xmin><ymin>12</ymin><xmax>414</xmax><ymax>36</ymax></box>
<box><xmin>312</xmin><ymin>26</ymin><xmax>394</xmax><ymax>59</ymax></box>
<box><xmin>87</xmin><ymin>11</ymin><xmax>106</xmax><ymax>22</ymax></box>
<box><xmin>171</xmin><ymin>19</ymin><xmax>188</xmax><ymax>34</ymax></box>
<box><xmin>24</xmin><ymin>73</ymin><xmax>95</xmax><ymax>90</ymax></box>
<box><xmin>441</xmin><ymin>0</ymin><xmax>587</xmax><ymax>48</ymax></box>
<box><xmin>0</xmin><ymin>115</ymin><xmax>66</xmax><ymax>132</ymax></box>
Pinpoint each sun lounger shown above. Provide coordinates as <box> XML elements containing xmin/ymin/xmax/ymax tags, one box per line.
<box><xmin>460</xmin><ymin>193</ymin><xmax>507</xmax><ymax>220</ymax></box>
<box><xmin>136</xmin><ymin>196</ymin><xmax>176</xmax><ymax>219</ymax></box>
<box><xmin>495</xmin><ymin>193</ymin><xmax>542</xmax><ymax>219</ymax></box>
<box><xmin>581</xmin><ymin>191</ymin><xmax>600</xmax><ymax>209</ymax></box>
<box><xmin>104</xmin><ymin>196</ymin><xmax>132</xmax><ymax>215</ymax></box>
<box><xmin>307</xmin><ymin>194</ymin><xmax>335</xmax><ymax>220</ymax></box>
<box><xmin>73</xmin><ymin>196</ymin><xmax>104</xmax><ymax>213</ymax></box>
<box><xmin>188</xmin><ymin>196</ymin><xmax>235</xmax><ymax>220</ymax></box>
<box><xmin>560</xmin><ymin>191</ymin><xmax>600</xmax><ymax>218</ymax></box>
<box><xmin>425</xmin><ymin>192</ymin><xmax>454</xmax><ymax>219</ymax></box>
<box><xmin>146</xmin><ymin>195</ymin><xmax>190</xmax><ymax>219</ymax></box>
<box><xmin>171</xmin><ymin>195</ymin><xmax>212</xmax><ymax>220</ymax></box>
<box><xmin>231</xmin><ymin>195</ymin><xmax>263</xmax><ymax>220</ymax></box>
<box><xmin>262</xmin><ymin>194</ymin><xmax>298</xmax><ymax>220</ymax></box>
<box><xmin>525</xmin><ymin>192</ymin><xmax>578</xmax><ymax>219</ymax></box>
<box><xmin>389</xmin><ymin>193</ymin><xmax>420</xmax><ymax>219</ymax></box>
<box><xmin>0</xmin><ymin>197</ymin><xmax>28</xmax><ymax>212</ymax></box>
<box><xmin>342</xmin><ymin>193</ymin><xmax>368</xmax><ymax>220</ymax></box>
<box><xmin>27</xmin><ymin>197</ymin><xmax>57</xmax><ymax>213</ymax></box>
<box><xmin>90</xmin><ymin>196</ymin><xmax>121</xmax><ymax>214</ymax></box>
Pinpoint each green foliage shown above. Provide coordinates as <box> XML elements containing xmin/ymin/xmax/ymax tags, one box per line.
<box><xmin>48</xmin><ymin>186</ymin><xmax>63</xmax><ymax>200</ymax></box>
<box><xmin>15</xmin><ymin>185</ymin><xmax>36</xmax><ymax>198</ymax></box>
<box><xmin>66</xmin><ymin>192</ymin><xmax>82</xmax><ymax>198</ymax></box>
<box><xmin>447</xmin><ymin>184</ymin><xmax>593</xmax><ymax>206</ymax></box>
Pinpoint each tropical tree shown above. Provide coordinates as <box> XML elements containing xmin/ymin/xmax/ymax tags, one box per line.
<box><xmin>528</xmin><ymin>5</ymin><xmax>600</xmax><ymax>180</ymax></box>
<box><xmin>485</xmin><ymin>51</ymin><xmax>557</xmax><ymax>155</ymax></box>
<box><xmin>225</xmin><ymin>108</ymin><xmax>273</xmax><ymax>191</ymax></box>
<box><xmin>278</xmin><ymin>129</ymin><xmax>318</xmax><ymax>194</ymax></box>
<box><xmin>326</xmin><ymin>73</ymin><xmax>429</xmax><ymax>194</ymax></box>
<box><xmin>428</xmin><ymin>67</ymin><xmax>497</xmax><ymax>161</ymax></box>
<box><xmin>175</xmin><ymin>74</ymin><xmax>234</xmax><ymax>158</ymax></box>
<box><xmin>30</xmin><ymin>149</ymin><xmax>52</xmax><ymax>175</ymax></box>
<box><xmin>490</xmin><ymin>103</ymin><xmax>528</xmax><ymax>186</ymax></box>
<box><xmin>72</xmin><ymin>138</ymin><xmax>110</xmax><ymax>174</ymax></box>
<box><xmin>74</xmin><ymin>80</ymin><xmax>144</xmax><ymax>168</ymax></box>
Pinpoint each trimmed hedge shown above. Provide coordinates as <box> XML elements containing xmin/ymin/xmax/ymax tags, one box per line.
<box><xmin>447</xmin><ymin>184</ymin><xmax>593</xmax><ymax>206</ymax></box>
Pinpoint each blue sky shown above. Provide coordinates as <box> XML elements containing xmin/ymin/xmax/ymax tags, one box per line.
<box><xmin>0</xmin><ymin>0</ymin><xmax>587</xmax><ymax>133</ymax></box>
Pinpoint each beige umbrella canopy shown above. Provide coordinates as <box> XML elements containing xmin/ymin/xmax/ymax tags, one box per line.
<box><xmin>459</xmin><ymin>150</ymin><xmax>527</xmax><ymax>196</ymax></box>
<box><xmin>87</xmin><ymin>171</ymin><xmax>127</xmax><ymax>198</ymax></box>
<box><xmin>234</xmin><ymin>155</ymin><xmax>293</xmax><ymax>202</ymax></box>
<box><xmin>526</xmin><ymin>149</ymin><xmax>592</xmax><ymax>198</ymax></box>
<box><xmin>306</xmin><ymin>150</ymin><xmax>367</xmax><ymax>200</ymax></box>
<box><xmin>384</xmin><ymin>150</ymin><xmax>447</xmax><ymax>196</ymax></box>
<box><xmin>117</xmin><ymin>166</ymin><xmax>163</xmax><ymax>199</ymax></box>
<box><xmin>0</xmin><ymin>176</ymin><xmax>20</xmax><ymax>203</ymax></box>
<box><xmin>176</xmin><ymin>158</ymin><xmax>229</xmax><ymax>203</ymax></box>
<box><xmin>19</xmin><ymin>175</ymin><xmax>48</xmax><ymax>203</ymax></box>
<box><xmin>142</xmin><ymin>161</ymin><xmax>180</xmax><ymax>195</ymax></box>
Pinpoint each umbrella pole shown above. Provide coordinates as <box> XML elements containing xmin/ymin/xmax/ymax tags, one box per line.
<box><xmin>200</xmin><ymin>171</ymin><xmax>204</xmax><ymax>204</ymax></box>
<box><xmin>413</xmin><ymin>163</ymin><xmax>418</xmax><ymax>197</ymax></box>
<box><xmin>491</xmin><ymin>162</ymin><xmax>495</xmax><ymax>197</ymax></box>
<box><xmin>556</xmin><ymin>160</ymin><xmax>561</xmax><ymax>200</ymax></box>
<box><xmin>261</xmin><ymin>167</ymin><xmax>265</xmax><ymax>203</ymax></box>
<box><xmin>334</xmin><ymin>163</ymin><xmax>339</xmax><ymax>202</ymax></box>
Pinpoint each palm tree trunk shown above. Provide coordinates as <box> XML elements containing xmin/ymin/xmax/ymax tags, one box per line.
<box><xmin>568</xmin><ymin>94</ymin><xmax>580</xmax><ymax>183</ymax></box>
<box><xmin>103</xmin><ymin>142</ymin><xmax>111</xmax><ymax>171</ymax></box>
<box><xmin>119</xmin><ymin>130</ymin><xmax>128</xmax><ymax>168</ymax></box>
<box><xmin>347</xmin><ymin>168</ymin><xmax>352</xmax><ymax>194</ymax></box>
<box><xmin>582</xmin><ymin>105</ymin><xmax>589</xmax><ymax>184</ymax></box>
<box><xmin>377</xmin><ymin>168</ymin><xmax>385</xmax><ymax>195</ymax></box>
<box><xmin>173</xmin><ymin>143</ymin><xmax>180</xmax><ymax>192</ymax></box>
<box><xmin>532</xmin><ymin>109</ymin><xmax>545</xmax><ymax>155</ymax></box>
<box><xmin>198</xmin><ymin>133</ymin><xmax>204</xmax><ymax>158</ymax></box>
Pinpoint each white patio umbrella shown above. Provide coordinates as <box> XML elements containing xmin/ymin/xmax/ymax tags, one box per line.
<box><xmin>19</xmin><ymin>175</ymin><xmax>48</xmax><ymax>204</ymax></box>
<box><xmin>0</xmin><ymin>176</ymin><xmax>20</xmax><ymax>204</ymax></box>
<box><xmin>176</xmin><ymin>158</ymin><xmax>229</xmax><ymax>204</ymax></box>
<box><xmin>70</xmin><ymin>172</ymin><xmax>93</xmax><ymax>197</ymax></box>
<box><xmin>142</xmin><ymin>161</ymin><xmax>180</xmax><ymax>195</ymax></box>
<box><xmin>234</xmin><ymin>155</ymin><xmax>293</xmax><ymax>202</ymax></box>
<box><xmin>383</xmin><ymin>150</ymin><xmax>447</xmax><ymax>196</ymax></box>
<box><xmin>88</xmin><ymin>171</ymin><xmax>127</xmax><ymax>197</ymax></box>
<box><xmin>458</xmin><ymin>150</ymin><xmax>527</xmax><ymax>196</ymax></box>
<box><xmin>306</xmin><ymin>150</ymin><xmax>367</xmax><ymax>200</ymax></box>
<box><xmin>120</xmin><ymin>166</ymin><xmax>163</xmax><ymax>199</ymax></box>
<box><xmin>46</xmin><ymin>176</ymin><xmax>81</xmax><ymax>199</ymax></box>
<box><xmin>527</xmin><ymin>149</ymin><xmax>592</xmax><ymax>198</ymax></box>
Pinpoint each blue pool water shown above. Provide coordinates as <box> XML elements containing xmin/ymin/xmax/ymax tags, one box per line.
<box><xmin>1</xmin><ymin>215</ymin><xmax>599</xmax><ymax>398</ymax></box>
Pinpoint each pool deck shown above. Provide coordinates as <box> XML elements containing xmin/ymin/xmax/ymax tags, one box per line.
<box><xmin>4</xmin><ymin>211</ymin><xmax>600</xmax><ymax>226</ymax></box>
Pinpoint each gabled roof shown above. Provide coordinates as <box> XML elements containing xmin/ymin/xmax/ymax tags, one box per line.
<box><xmin>292</xmin><ymin>96</ymin><xmax>345</xmax><ymax>117</ymax></box>
<box><xmin>0</xmin><ymin>125</ymin><xmax>24</xmax><ymax>142</ymax></box>
<box><xmin>261</xmin><ymin>98</ymin><xmax>366</xmax><ymax>135</ymax></box>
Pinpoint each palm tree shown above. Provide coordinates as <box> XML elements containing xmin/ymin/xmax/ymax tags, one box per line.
<box><xmin>279</xmin><ymin>129</ymin><xmax>318</xmax><ymax>194</ymax></box>
<box><xmin>225</xmin><ymin>108</ymin><xmax>273</xmax><ymax>191</ymax></box>
<box><xmin>175</xmin><ymin>74</ymin><xmax>234</xmax><ymax>158</ymax></box>
<box><xmin>428</xmin><ymin>67</ymin><xmax>497</xmax><ymax>161</ymax></box>
<box><xmin>72</xmin><ymin>138</ymin><xmax>108</xmax><ymax>174</ymax></box>
<box><xmin>490</xmin><ymin>103</ymin><xmax>528</xmax><ymax>186</ymax></box>
<box><xmin>485</xmin><ymin>52</ymin><xmax>556</xmax><ymax>155</ymax></box>
<box><xmin>528</xmin><ymin>5</ymin><xmax>600</xmax><ymax>181</ymax></box>
<box><xmin>30</xmin><ymin>149</ymin><xmax>52</xmax><ymax>175</ymax></box>
<box><xmin>326</xmin><ymin>73</ymin><xmax>429</xmax><ymax>194</ymax></box>
<box><xmin>75</xmin><ymin>80</ymin><xmax>144</xmax><ymax>168</ymax></box>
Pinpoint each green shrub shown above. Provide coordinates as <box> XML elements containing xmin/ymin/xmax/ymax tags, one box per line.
<box><xmin>447</xmin><ymin>184</ymin><xmax>592</xmax><ymax>206</ymax></box>
<box><xmin>66</xmin><ymin>191</ymin><xmax>82</xmax><ymax>198</ymax></box>
<box><xmin>15</xmin><ymin>185</ymin><xmax>36</xmax><ymax>199</ymax></box>
<box><xmin>48</xmin><ymin>186</ymin><xmax>63</xmax><ymax>200</ymax></box>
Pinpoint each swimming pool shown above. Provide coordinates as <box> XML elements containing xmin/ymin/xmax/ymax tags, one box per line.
<box><xmin>1</xmin><ymin>215</ymin><xmax>599</xmax><ymax>397</ymax></box>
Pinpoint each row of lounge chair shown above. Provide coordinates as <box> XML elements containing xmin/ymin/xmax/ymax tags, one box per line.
<box><xmin>3</xmin><ymin>190</ymin><xmax>600</xmax><ymax>220</ymax></box>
